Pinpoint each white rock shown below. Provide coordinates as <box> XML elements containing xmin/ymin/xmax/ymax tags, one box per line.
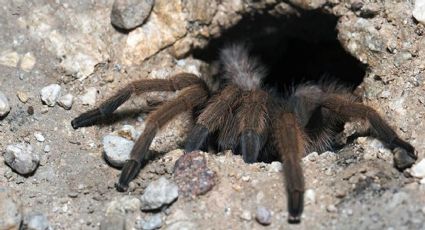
<box><xmin>326</xmin><ymin>204</ymin><xmax>338</xmax><ymax>213</ymax></box>
<box><xmin>0</xmin><ymin>91</ymin><xmax>10</xmax><ymax>117</ymax></box>
<box><xmin>410</xmin><ymin>159</ymin><xmax>425</xmax><ymax>178</ymax></box>
<box><xmin>305</xmin><ymin>189</ymin><xmax>316</xmax><ymax>205</ymax></box>
<box><xmin>80</xmin><ymin>87</ymin><xmax>97</xmax><ymax>106</ymax></box>
<box><xmin>269</xmin><ymin>161</ymin><xmax>283</xmax><ymax>172</ymax></box>
<box><xmin>21</xmin><ymin>52</ymin><xmax>36</xmax><ymax>71</ymax></box>
<box><xmin>136</xmin><ymin>214</ymin><xmax>163</xmax><ymax>230</ymax></box>
<box><xmin>4</xmin><ymin>143</ymin><xmax>39</xmax><ymax>175</ymax></box>
<box><xmin>140</xmin><ymin>177</ymin><xmax>179</xmax><ymax>210</ymax></box>
<box><xmin>240</xmin><ymin>210</ymin><xmax>252</xmax><ymax>221</ymax></box>
<box><xmin>58</xmin><ymin>94</ymin><xmax>74</xmax><ymax>110</ymax></box>
<box><xmin>22</xmin><ymin>212</ymin><xmax>52</xmax><ymax>230</ymax></box>
<box><xmin>40</xmin><ymin>84</ymin><xmax>61</xmax><ymax>106</ymax></box>
<box><xmin>413</xmin><ymin>0</ymin><xmax>425</xmax><ymax>24</ymax></box>
<box><xmin>34</xmin><ymin>132</ymin><xmax>45</xmax><ymax>142</ymax></box>
<box><xmin>0</xmin><ymin>50</ymin><xmax>20</xmax><ymax>67</ymax></box>
<box><xmin>102</xmin><ymin>135</ymin><xmax>134</xmax><ymax>167</ymax></box>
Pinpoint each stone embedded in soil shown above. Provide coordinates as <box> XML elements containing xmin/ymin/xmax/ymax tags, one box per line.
<box><xmin>17</xmin><ymin>91</ymin><xmax>30</xmax><ymax>103</ymax></box>
<box><xmin>326</xmin><ymin>204</ymin><xmax>338</xmax><ymax>213</ymax></box>
<box><xmin>413</xmin><ymin>0</ymin><xmax>425</xmax><ymax>24</ymax></box>
<box><xmin>0</xmin><ymin>188</ymin><xmax>21</xmax><ymax>230</ymax></box>
<box><xmin>140</xmin><ymin>176</ymin><xmax>179</xmax><ymax>210</ymax></box>
<box><xmin>100</xmin><ymin>215</ymin><xmax>125</xmax><ymax>230</ymax></box>
<box><xmin>0</xmin><ymin>50</ymin><xmax>19</xmax><ymax>67</ymax></box>
<box><xmin>80</xmin><ymin>87</ymin><xmax>97</xmax><ymax>106</ymax></box>
<box><xmin>21</xmin><ymin>52</ymin><xmax>36</xmax><ymax>72</ymax></box>
<box><xmin>4</xmin><ymin>143</ymin><xmax>39</xmax><ymax>175</ymax></box>
<box><xmin>106</xmin><ymin>196</ymin><xmax>141</xmax><ymax>215</ymax></box>
<box><xmin>173</xmin><ymin>151</ymin><xmax>216</xmax><ymax>197</ymax></box>
<box><xmin>269</xmin><ymin>161</ymin><xmax>283</xmax><ymax>172</ymax></box>
<box><xmin>111</xmin><ymin>0</ymin><xmax>154</xmax><ymax>30</ymax></box>
<box><xmin>409</xmin><ymin>159</ymin><xmax>425</xmax><ymax>178</ymax></box>
<box><xmin>255</xmin><ymin>206</ymin><xmax>272</xmax><ymax>225</ymax></box>
<box><xmin>136</xmin><ymin>213</ymin><xmax>163</xmax><ymax>230</ymax></box>
<box><xmin>305</xmin><ymin>189</ymin><xmax>316</xmax><ymax>205</ymax></box>
<box><xmin>22</xmin><ymin>212</ymin><xmax>52</xmax><ymax>230</ymax></box>
<box><xmin>102</xmin><ymin>134</ymin><xmax>134</xmax><ymax>167</ymax></box>
<box><xmin>40</xmin><ymin>84</ymin><xmax>61</xmax><ymax>107</ymax></box>
<box><xmin>34</xmin><ymin>132</ymin><xmax>45</xmax><ymax>142</ymax></box>
<box><xmin>0</xmin><ymin>91</ymin><xmax>11</xmax><ymax>117</ymax></box>
<box><xmin>58</xmin><ymin>94</ymin><xmax>74</xmax><ymax>110</ymax></box>
<box><xmin>240</xmin><ymin>210</ymin><xmax>252</xmax><ymax>221</ymax></box>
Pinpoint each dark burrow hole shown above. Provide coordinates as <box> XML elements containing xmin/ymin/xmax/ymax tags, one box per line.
<box><xmin>193</xmin><ymin>8</ymin><xmax>367</xmax><ymax>93</ymax></box>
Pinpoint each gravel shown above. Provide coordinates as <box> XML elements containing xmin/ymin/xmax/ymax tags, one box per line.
<box><xmin>102</xmin><ymin>134</ymin><xmax>134</xmax><ymax>167</ymax></box>
<box><xmin>255</xmin><ymin>206</ymin><xmax>272</xmax><ymax>225</ymax></box>
<box><xmin>305</xmin><ymin>189</ymin><xmax>316</xmax><ymax>205</ymax></box>
<box><xmin>4</xmin><ymin>143</ymin><xmax>39</xmax><ymax>175</ymax></box>
<box><xmin>111</xmin><ymin>0</ymin><xmax>154</xmax><ymax>30</ymax></box>
<box><xmin>140</xmin><ymin>177</ymin><xmax>179</xmax><ymax>210</ymax></box>
<box><xmin>22</xmin><ymin>212</ymin><xmax>52</xmax><ymax>230</ymax></box>
<box><xmin>40</xmin><ymin>84</ymin><xmax>61</xmax><ymax>106</ymax></box>
<box><xmin>327</xmin><ymin>204</ymin><xmax>338</xmax><ymax>213</ymax></box>
<box><xmin>0</xmin><ymin>90</ymin><xmax>10</xmax><ymax>117</ymax></box>
<box><xmin>0</xmin><ymin>188</ymin><xmax>21</xmax><ymax>230</ymax></box>
<box><xmin>58</xmin><ymin>93</ymin><xmax>74</xmax><ymax>110</ymax></box>
<box><xmin>80</xmin><ymin>87</ymin><xmax>97</xmax><ymax>106</ymax></box>
<box><xmin>136</xmin><ymin>214</ymin><xmax>163</xmax><ymax>230</ymax></box>
<box><xmin>269</xmin><ymin>161</ymin><xmax>283</xmax><ymax>172</ymax></box>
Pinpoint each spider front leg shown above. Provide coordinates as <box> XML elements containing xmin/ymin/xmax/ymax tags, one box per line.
<box><xmin>117</xmin><ymin>84</ymin><xmax>209</xmax><ymax>191</ymax></box>
<box><xmin>71</xmin><ymin>73</ymin><xmax>204</xmax><ymax>128</ymax></box>
<box><xmin>274</xmin><ymin>112</ymin><xmax>306</xmax><ymax>224</ymax></box>
<box><xmin>322</xmin><ymin>94</ymin><xmax>417</xmax><ymax>169</ymax></box>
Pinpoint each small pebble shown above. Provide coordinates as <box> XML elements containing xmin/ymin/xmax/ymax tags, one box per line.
<box><xmin>240</xmin><ymin>210</ymin><xmax>252</xmax><ymax>221</ymax></box>
<box><xmin>4</xmin><ymin>143</ymin><xmax>39</xmax><ymax>175</ymax></box>
<box><xmin>102</xmin><ymin>135</ymin><xmax>134</xmax><ymax>167</ymax></box>
<box><xmin>44</xmin><ymin>145</ymin><xmax>50</xmax><ymax>153</ymax></box>
<box><xmin>20</xmin><ymin>52</ymin><xmax>36</xmax><ymax>72</ymax></box>
<box><xmin>22</xmin><ymin>212</ymin><xmax>52</xmax><ymax>230</ymax></box>
<box><xmin>80</xmin><ymin>87</ymin><xmax>97</xmax><ymax>106</ymax></box>
<box><xmin>0</xmin><ymin>91</ymin><xmax>11</xmax><ymax>117</ymax></box>
<box><xmin>17</xmin><ymin>91</ymin><xmax>29</xmax><ymax>103</ymax></box>
<box><xmin>40</xmin><ymin>84</ymin><xmax>61</xmax><ymax>106</ymax></box>
<box><xmin>111</xmin><ymin>0</ymin><xmax>154</xmax><ymax>30</ymax></box>
<box><xmin>269</xmin><ymin>161</ymin><xmax>283</xmax><ymax>172</ymax></box>
<box><xmin>305</xmin><ymin>189</ymin><xmax>316</xmax><ymax>204</ymax></box>
<box><xmin>58</xmin><ymin>94</ymin><xmax>74</xmax><ymax>110</ymax></box>
<box><xmin>326</xmin><ymin>204</ymin><xmax>338</xmax><ymax>213</ymax></box>
<box><xmin>34</xmin><ymin>132</ymin><xmax>45</xmax><ymax>142</ymax></box>
<box><xmin>410</xmin><ymin>159</ymin><xmax>425</xmax><ymax>178</ymax></box>
<box><xmin>27</xmin><ymin>106</ymin><xmax>34</xmax><ymax>115</ymax></box>
<box><xmin>136</xmin><ymin>214</ymin><xmax>162</xmax><ymax>230</ymax></box>
<box><xmin>255</xmin><ymin>206</ymin><xmax>272</xmax><ymax>225</ymax></box>
<box><xmin>140</xmin><ymin>177</ymin><xmax>179</xmax><ymax>210</ymax></box>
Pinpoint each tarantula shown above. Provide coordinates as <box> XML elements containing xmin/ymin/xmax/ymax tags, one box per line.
<box><xmin>71</xmin><ymin>44</ymin><xmax>416</xmax><ymax>223</ymax></box>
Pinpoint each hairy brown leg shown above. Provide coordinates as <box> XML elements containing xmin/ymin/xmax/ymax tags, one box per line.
<box><xmin>116</xmin><ymin>84</ymin><xmax>209</xmax><ymax>191</ymax></box>
<box><xmin>321</xmin><ymin>94</ymin><xmax>416</xmax><ymax>159</ymax></box>
<box><xmin>274</xmin><ymin>112</ymin><xmax>305</xmax><ymax>224</ymax></box>
<box><xmin>235</xmin><ymin>90</ymin><xmax>269</xmax><ymax>163</ymax></box>
<box><xmin>185</xmin><ymin>84</ymin><xmax>242</xmax><ymax>152</ymax></box>
<box><xmin>71</xmin><ymin>73</ymin><xmax>203</xmax><ymax>129</ymax></box>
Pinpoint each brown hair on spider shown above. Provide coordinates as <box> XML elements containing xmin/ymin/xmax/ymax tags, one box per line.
<box><xmin>71</xmin><ymin>43</ymin><xmax>417</xmax><ymax>224</ymax></box>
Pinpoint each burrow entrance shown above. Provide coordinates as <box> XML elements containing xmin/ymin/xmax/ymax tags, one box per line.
<box><xmin>193</xmin><ymin>8</ymin><xmax>367</xmax><ymax>93</ymax></box>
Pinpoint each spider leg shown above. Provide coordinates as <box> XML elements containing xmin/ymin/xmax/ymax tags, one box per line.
<box><xmin>235</xmin><ymin>90</ymin><xmax>269</xmax><ymax>163</ymax></box>
<box><xmin>71</xmin><ymin>73</ymin><xmax>203</xmax><ymax>129</ymax></box>
<box><xmin>321</xmin><ymin>94</ymin><xmax>416</xmax><ymax>161</ymax></box>
<box><xmin>274</xmin><ymin>112</ymin><xmax>306</xmax><ymax>223</ymax></box>
<box><xmin>116</xmin><ymin>84</ymin><xmax>209</xmax><ymax>191</ymax></box>
<box><xmin>184</xmin><ymin>85</ymin><xmax>242</xmax><ymax>152</ymax></box>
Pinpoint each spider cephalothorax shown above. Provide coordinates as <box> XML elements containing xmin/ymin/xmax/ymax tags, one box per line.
<box><xmin>71</xmin><ymin>44</ymin><xmax>417</xmax><ymax>223</ymax></box>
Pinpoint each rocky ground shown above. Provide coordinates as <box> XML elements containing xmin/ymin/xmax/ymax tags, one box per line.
<box><xmin>1</xmin><ymin>0</ymin><xmax>425</xmax><ymax>229</ymax></box>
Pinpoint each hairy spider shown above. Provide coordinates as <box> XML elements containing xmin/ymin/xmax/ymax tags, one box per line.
<box><xmin>71</xmin><ymin>44</ymin><xmax>417</xmax><ymax>223</ymax></box>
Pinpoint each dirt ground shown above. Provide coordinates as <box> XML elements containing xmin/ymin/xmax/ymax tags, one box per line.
<box><xmin>1</xmin><ymin>0</ymin><xmax>425</xmax><ymax>229</ymax></box>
